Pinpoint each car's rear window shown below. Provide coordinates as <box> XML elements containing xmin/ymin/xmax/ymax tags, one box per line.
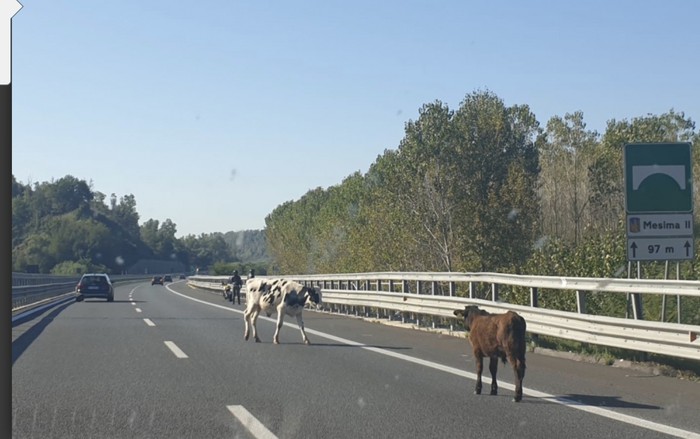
<box><xmin>82</xmin><ymin>276</ymin><xmax>108</xmax><ymax>285</ymax></box>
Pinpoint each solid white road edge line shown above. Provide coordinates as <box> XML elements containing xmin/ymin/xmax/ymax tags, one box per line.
<box><xmin>164</xmin><ymin>341</ymin><xmax>188</xmax><ymax>359</ymax></box>
<box><xmin>166</xmin><ymin>286</ymin><xmax>700</xmax><ymax>439</ymax></box>
<box><xmin>227</xmin><ymin>405</ymin><xmax>278</xmax><ymax>439</ymax></box>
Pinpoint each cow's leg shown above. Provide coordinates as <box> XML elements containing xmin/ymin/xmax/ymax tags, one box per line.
<box><xmin>474</xmin><ymin>354</ymin><xmax>483</xmax><ymax>395</ymax></box>
<box><xmin>243</xmin><ymin>305</ymin><xmax>254</xmax><ymax>341</ymax></box>
<box><xmin>509</xmin><ymin>353</ymin><xmax>526</xmax><ymax>402</ymax></box>
<box><xmin>272</xmin><ymin>304</ymin><xmax>286</xmax><ymax>344</ymax></box>
<box><xmin>488</xmin><ymin>356</ymin><xmax>499</xmax><ymax>395</ymax></box>
<box><xmin>251</xmin><ymin>309</ymin><xmax>261</xmax><ymax>343</ymax></box>
<box><xmin>296</xmin><ymin>313</ymin><xmax>310</xmax><ymax>344</ymax></box>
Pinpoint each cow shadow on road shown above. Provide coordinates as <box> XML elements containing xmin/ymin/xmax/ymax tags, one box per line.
<box><xmin>544</xmin><ymin>393</ymin><xmax>661</xmax><ymax>410</ymax></box>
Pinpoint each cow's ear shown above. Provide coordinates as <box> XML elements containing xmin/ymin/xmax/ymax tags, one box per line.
<box><xmin>453</xmin><ymin>309</ymin><xmax>464</xmax><ymax>317</ymax></box>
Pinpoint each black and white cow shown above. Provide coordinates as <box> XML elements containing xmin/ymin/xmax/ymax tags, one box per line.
<box><xmin>243</xmin><ymin>278</ymin><xmax>322</xmax><ymax>344</ymax></box>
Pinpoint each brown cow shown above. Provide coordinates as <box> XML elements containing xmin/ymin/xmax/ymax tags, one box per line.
<box><xmin>453</xmin><ymin>305</ymin><xmax>527</xmax><ymax>402</ymax></box>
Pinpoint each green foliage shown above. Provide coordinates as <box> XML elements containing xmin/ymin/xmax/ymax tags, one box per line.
<box><xmin>212</xmin><ymin>261</ymin><xmax>268</xmax><ymax>276</ymax></box>
<box><xmin>223</xmin><ymin>229</ymin><xmax>270</xmax><ymax>263</ymax></box>
<box><xmin>51</xmin><ymin>259</ymin><xmax>106</xmax><ymax>275</ymax></box>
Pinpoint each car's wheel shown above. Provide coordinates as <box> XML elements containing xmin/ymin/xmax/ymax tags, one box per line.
<box><xmin>107</xmin><ymin>295</ymin><xmax>114</xmax><ymax>302</ymax></box>
<box><xmin>76</xmin><ymin>295</ymin><xmax>84</xmax><ymax>302</ymax></box>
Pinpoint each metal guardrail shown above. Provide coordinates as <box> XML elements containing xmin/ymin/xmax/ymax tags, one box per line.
<box><xmin>11</xmin><ymin>282</ymin><xmax>79</xmax><ymax>310</ymax></box>
<box><xmin>189</xmin><ymin>272</ymin><xmax>700</xmax><ymax>361</ymax></box>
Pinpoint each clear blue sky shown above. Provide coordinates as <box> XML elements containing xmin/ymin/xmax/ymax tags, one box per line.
<box><xmin>11</xmin><ymin>0</ymin><xmax>700</xmax><ymax>237</ymax></box>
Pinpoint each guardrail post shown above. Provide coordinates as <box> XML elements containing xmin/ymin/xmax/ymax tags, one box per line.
<box><xmin>576</xmin><ymin>290</ymin><xmax>587</xmax><ymax>314</ymax></box>
<box><xmin>530</xmin><ymin>287</ymin><xmax>538</xmax><ymax>308</ymax></box>
<box><xmin>449</xmin><ymin>282</ymin><xmax>455</xmax><ymax>297</ymax></box>
<box><xmin>631</xmin><ymin>294</ymin><xmax>643</xmax><ymax>320</ymax></box>
<box><xmin>491</xmin><ymin>284</ymin><xmax>499</xmax><ymax>302</ymax></box>
<box><xmin>469</xmin><ymin>282</ymin><xmax>475</xmax><ymax>299</ymax></box>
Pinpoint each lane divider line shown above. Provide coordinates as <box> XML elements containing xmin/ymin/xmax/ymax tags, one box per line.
<box><xmin>143</xmin><ymin>319</ymin><xmax>155</xmax><ymax>327</ymax></box>
<box><xmin>227</xmin><ymin>405</ymin><xmax>277</xmax><ymax>439</ymax></box>
<box><xmin>164</xmin><ymin>341</ymin><xmax>188</xmax><ymax>359</ymax></box>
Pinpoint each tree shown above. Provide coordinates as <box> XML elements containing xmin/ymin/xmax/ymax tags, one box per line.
<box><xmin>451</xmin><ymin>91</ymin><xmax>542</xmax><ymax>271</ymax></box>
<box><xmin>540</xmin><ymin>111</ymin><xmax>599</xmax><ymax>244</ymax></box>
<box><xmin>110</xmin><ymin>194</ymin><xmax>140</xmax><ymax>238</ymax></box>
<box><xmin>46</xmin><ymin>175</ymin><xmax>93</xmax><ymax>215</ymax></box>
<box><xmin>390</xmin><ymin>101</ymin><xmax>461</xmax><ymax>271</ymax></box>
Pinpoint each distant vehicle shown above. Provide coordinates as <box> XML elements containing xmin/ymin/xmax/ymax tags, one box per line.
<box><xmin>179</xmin><ymin>274</ymin><xmax>186</xmax><ymax>279</ymax></box>
<box><xmin>163</xmin><ymin>275</ymin><xmax>173</xmax><ymax>282</ymax></box>
<box><xmin>76</xmin><ymin>273</ymin><xmax>114</xmax><ymax>302</ymax></box>
<box><xmin>151</xmin><ymin>276</ymin><xmax>164</xmax><ymax>285</ymax></box>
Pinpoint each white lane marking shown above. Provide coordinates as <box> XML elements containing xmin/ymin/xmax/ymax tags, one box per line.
<box><xmin>227</xmin><ymin>405</ymin><xmax>277</xmax><ymax>439</ymax></box>
<box><xmin>167</xmin><ymin>286</ymin><xmax>700</xmax><ymax>439</ymax></box>
<box><xmin>135</xmin><ymin>308</ymin><xmax>142</xmax><ymax>313</ymax></box>
<box><xmin>164</xmin><ymin>341</ymin><xmax>188</xmax><ymax>359</ymax></box>
<box><xmin>131</xmin><ymin>302</ymin><xmax>136</xmax><ymax>306</ymax></box>
<box><xmin>143</xmin><ymin>319</ymin><xmax>155</xmax><ymax>327</ymax></box>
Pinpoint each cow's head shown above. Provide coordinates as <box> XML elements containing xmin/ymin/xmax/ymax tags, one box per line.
<box><xmin>303</xmin><ymin>286</ymin><xmax>322</xmax><ymax>309</ymax></box>
<box><xmin>453</xmin><ymin>306</ymin><xmax>487</xmax><ymax>330</ymax></box>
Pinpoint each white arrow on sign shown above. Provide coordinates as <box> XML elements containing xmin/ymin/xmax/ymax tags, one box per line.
<box><xmin>1</xmin><ymin>0</ymin><xmax>23</xmax><ymax>85</ymax></box>
<box><xmin>628</xmin><ymin>236</ymin><xmax>695</xmax><ymax>261</ymax></box>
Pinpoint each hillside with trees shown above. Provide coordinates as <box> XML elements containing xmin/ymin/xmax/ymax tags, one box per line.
<box><xmin>11</xmin><ymin>175</ymin><xmax>268</xmax><ymax>275</ymax></box>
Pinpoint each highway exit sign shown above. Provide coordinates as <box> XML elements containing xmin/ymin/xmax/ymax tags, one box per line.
<box><xmin>624</xmin><ymin>143</ymin><xmax>693</xmax><ymax>213</ymax></box>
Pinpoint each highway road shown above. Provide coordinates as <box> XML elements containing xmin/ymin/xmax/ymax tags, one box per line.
<box><xmin>11</xmin><ymin>280</ymin><xmax>700</xmax><ymax>438</ymax></box>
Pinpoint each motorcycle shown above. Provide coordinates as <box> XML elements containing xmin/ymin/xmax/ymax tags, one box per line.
<box><xmin>223</xmin><ymin>284</ymin><xmax>232</xmax><ymax>301</ymax></box>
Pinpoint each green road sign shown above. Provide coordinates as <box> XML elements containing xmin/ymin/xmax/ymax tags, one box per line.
<box><xmin>624</xmin><ymin>143</ymin><xmax>693</xmax><ymax>213</ymax></box>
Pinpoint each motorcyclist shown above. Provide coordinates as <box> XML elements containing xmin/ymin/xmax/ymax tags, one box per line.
<box><xmin>230</xmin><ymin>270</ymin><xmax>243</xmax><ymax>304</ymax></box>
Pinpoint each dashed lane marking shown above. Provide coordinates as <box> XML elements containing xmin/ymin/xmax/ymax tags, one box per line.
<box><xmin>227</xmin><ymin>405</ymin><xmax>277</xmax><ymax>439</ymax></box>
<box><xmin>164</xmin><ymin>341</ymin><xmax>188</xmax><ymax>359</ymax></box>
